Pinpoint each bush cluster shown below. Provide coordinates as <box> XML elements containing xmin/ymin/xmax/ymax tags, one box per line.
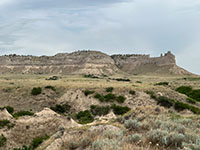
<box><xmin>129</xmin><ymin>90</ymin><xmax>136</xmax><ymax>95</ymax></box>
<box><xmin>145</xmin><ymin>90</ymin><xmax>156</xmax><ymax>99</ymax></box>
<box><xmin>155</xmin><ymin>82</ymin><xmax>169</xmax><ymax>86</ymax></box>
<box><xmin>45</xmin><ymin>86</ymin><xmax>56</xmax><ymax>91</ymax></box>
<box><xmin>31</xmin><ymin>87</ymin><xmax>42</xmax><ymax>95</ymax></box>
<box><xmin>90</xmin><ymin>105</ymin><xmax>110</xmax><ymax>116</ymax></box>
<box><xmin>111</xmin><ymin>105</ymin><xmax>131</xmax><ymax>115</ymax></box>
<box><xmin>106</xmin><ymin>87</ymin><xmax>114</xmax><ymax>92</ymax></box>
<box><xmin>0</xmin><ymin>120</ymin><xmax>11</xmax><ymax>129</ymax></box>
<box><xmin>94</xmin><ymin>93</ymin><xmax>126</xmax><ymax>103</ymax></box>
<box><xmin>76</xmin><ymin>110</ymin><xmax>94</xmax><ymax>124</ymax></box>
<box><xmin>176</xmin><ymin>86</ymin><xmax>200</xmax><ymax>102</ymax></box>
<box><xmin>31</xmin><ymin>135</ymin><xmax>49</xmax><ymax>149</ymax></box>
<box><xmin>0</xmin><ymin>106</ymin><xmax>14</xmax><ymax>114</ymax></box>
<box><xmin>84</xmin><ymin>90</ymin><xmax>95</xmax><ymax>96</ymax></box>
<box><xmin>13</xmin><ymin>111</ymin><xmax>34</xmax><ymax>118</ymax></box>
<box><xmin>50</xmin><ymin>104</ymin><xmax>71</xmax><ymax>114</ymax></box>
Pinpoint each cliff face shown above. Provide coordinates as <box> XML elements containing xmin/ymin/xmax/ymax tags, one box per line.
<box><xmin>0</xmin><ymin>50</ymin><xmax>192</xmax><ymax>75</ymax></box>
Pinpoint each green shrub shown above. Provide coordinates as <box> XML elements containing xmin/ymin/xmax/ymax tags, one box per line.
<box><xmin>94</xmin><ymin>93</ymin><xmax>104</xmax><ymax>102</ymax></box>
<box><xmin>155</xmin><ymin>82</ymin><xmax>169</xmax><ymax>86</ymax></box>
<box><xmin>188</xmin><ymin>89</ymin><xmax>200</xmax><ymax>101</ymax></box>
<box><xmin>76</xmin><ymin>110</ymin><xmax>94</xmax><ymax>124</ymax></box>
<box><xmin>50</xmin><ymin>104</ymin><xmax>71</xmax><ymax>114</ymax></box>
<box><xmin>187</xmin><ymin>97</ymin><xmax>196</xmax><ymax>104</ymax></box>
<box><xmin>90</xmin><ymin>105</ymin><xmax>110</xmax><ymax>116</ymax></box>
<box><xmin>104</xmin><ymin>93</ymin><xmax>116</xmax><ymax>102</ymax></box>
<box><xmin>5</xmin><ymin>106</ymin><xmax>14</xmax><ymax>114</ymax></box>
<box><xmin>145</xmin><ymin>90</ymin><xmax>156</xmax><ymax>99</ymax></box>
<box><xmin>31</xmin><ymin>135</ymin><xmax>49</xmax><ymax>149</ymax></box>
<box><xmin>111</xmin><ymin>105</ymin><xmax>130</xmax><ymax>115</ymax></box>
<box><xmin>156</xmin><ymin>96</ymin><xmax>174</xmax><ymax>108</ymax></box>
<box><xmin>45</xmin><ymin>86</ymin><xmax>56</xmax><ymax>91</ymax></box>
<box><xmin>84</xmin><ymin>90</ymin><xmax>95</xmax><ymax>96</ymax></box>
<box><xmin>31</xmin><ymin>87</ymin><xmax>42</xmax><ymax>95</ymax></box>
<box><xmin>13</xmin><ymin>111</ymin><xmax>34</xmax><ymax>118</ymax></box>
<box><xmin>0</xmin><ymin>120</ymin><xmax>10</xmax><ymax>129</ymax></box>
<box><xmin>0</xmin><ymin>134</ymin><xmax>6</xmax><ymax>147</ymax></box>
<box><xmin>129</xmin><ymin>90</ymin><xmax>136</xmax><ymax>95</ymax></box>
<box><xmin>136</xmin><ymin>81</ymin><xmax>142</xmax><ymax>83</ymax></box>
<box><xmin>106</xmin><ymin>87</ymin><xmax>114</xmax><ymax>92</ymax></box>
<box><xmin>174</xmin><ymin>101</ymin><xmax>200</xmax><ymax>114</ymax></box>
<box><xmin>116</xmin><ymin>96</ymin><xmax>126</xmax><ymax>103</ymax></box>
<box><xmin>176</xmin><ymin>86</ymin><xmax>193</xmax><ymax>95</ymax></box>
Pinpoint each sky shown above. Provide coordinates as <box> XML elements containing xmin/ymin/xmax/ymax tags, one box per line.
<box><xmin>0</xmin><ymin>0</ymin><xmax>200</xmax><ymax>74</ymax></box>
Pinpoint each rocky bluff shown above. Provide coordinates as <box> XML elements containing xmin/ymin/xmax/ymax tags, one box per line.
<box><xmin>0</xmin><ymin>50</ymin><xmax>191</xmax><ymax>75</ymax></box>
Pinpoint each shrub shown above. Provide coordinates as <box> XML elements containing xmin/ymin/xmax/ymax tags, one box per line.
<box><xmin>136</xmin><ymin>81</ymin><xmax>142</xmax><ymax>83</ymax></box>
<box><xmin>147</xmin><ymin>129</ymin><xmax>168</xmax><ymax>145</ymax></box>
<box><xmin>156</xmin><ymin>96</ymin><xmax>174</xmax><ymax>108</ymax></box>
<box><xmin>124</xmin><ymin>119</ymin><xmax>141</xmax><ymax>130</ymax></box>
<box><xmin>111</xmin><ymin>105</ymin><xmax>130</xmax><ymax>115</ymax></box>
<box><xmin>0</xmin><ymin>120</ymin><xmax>10</xmax><ymax>129</ymax></box>
<box><xmin>187</xmin><ymin>97</ymin><xmax>196</xmax><ymax>104</ymax></box>
<box><xmin>106</xmin><ymin>87</ymin><xmax>114</xmax><ymax>92</ymax></box>
<box><xmin>174</xmin><ymin>101</ymin><xmax>200</xmax><ymax>114</ymax></box>
<box><xmin>0</xmin><ymin>134</ymin><xmax>6</xmax><ymax>147</ymax></box>
<box><xmin>116</xmin><ymin>96</ymin><xmax>126</xmax><ymax>103</ymax></box>
<box><xmin>50</xmin><ymin>104</ymin><xmax>71</xmax><ymax>114</ymax></box>
<box><xmin>30</xmin><ymin>135</ymin><xmax>49</xmax><ymax>149</ymax></box>
<box><xmin>104</xmin><ymin>93</ymin><xmax>116</xmax><ymax>102</ymax></box>
<box><xmin>84</xmin><ymin>74</ymin><xmax>99</xmax><ymax>79</ymax></box>
<box><xmin>126</xmin><ymin>134</ymin><xmax>142</xmax><ymax>143</ymax></box>
<box><xmin>90</xmin><ymin>105</ymin><xmax>110</xmax><ymax>116</ymax></box>
<box><xmin>145</xmin><ymin>90</ymin><xmax>156</xmax><ymax>99</ymax></box>
<box><xmin>45</xmin><ymin>85</ymin><xmax>56</xmax><ymax>91</ymax></box>
<box><xmin>176</xmin><ymin>86</ymin><xmax>193</xmax><ymax>95</ymax></box>
<box><xmin>31</xmin><ymin>87</ymin><xmax>42</xmax><ymax>95</ymax></box>
<box><xmin>94</xmin><ymin>93</ymin><xmax>104</xmax><ymax>102</ymax></box>
<box><xmin>188</xmin><ymin>89</ymin><xmax>200</xmax><ymax>101</ymax></box>
<box><xmin>5</xmin><ymin>106</ymin><xmax>14</xmax><ymax>114</ymax></box>
<box><xmin>76</xmin><ymin>110</ymin><xmax>94</xmax><ymax>124</ymax></box>
<box><xmin>129</xmin><ymin>90</ymin><xmax>136</xmax><ymax>95</ymax></box>
<box><xmin>13</xmin><ymin>111</ymin><xmax>34</xmax><ymax>118</ymax></box>
<box><xmin>84</xmin><ymin>90</ymin><xmax>95</xmax><ymax>96</ymax></box>
<box><xmin>155</xmin><ymin>82</ymin><xmax>169</xmax><ymax>86</ymax></box>
<box><xmin>46</xmin><ymin>76</ymin><xmax>59</xmax><ymax>80</ymax></box>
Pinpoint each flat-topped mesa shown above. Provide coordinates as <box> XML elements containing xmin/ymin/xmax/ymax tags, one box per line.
<box><xmin>0</xmin><ymin>50</ymin><xmax>118</xmax><ymax>75</ymax></box>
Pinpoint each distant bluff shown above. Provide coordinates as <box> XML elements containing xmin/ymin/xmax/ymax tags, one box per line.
<box><xmin>0</xmin><ymin>50</ymin><xmax>192</xmax><ymax>75</ymax></box>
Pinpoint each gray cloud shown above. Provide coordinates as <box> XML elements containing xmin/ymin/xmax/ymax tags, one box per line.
<box><xmin>0</xmin><ymin>0</ymin><xmax>200</xmax><ymax>74</ymax></box>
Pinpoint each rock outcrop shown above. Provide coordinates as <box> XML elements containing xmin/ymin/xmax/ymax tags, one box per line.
<box><xmin>0</xmin><ymin>50</ymin><xmax>192</xmax><ymax>75</ymax></box>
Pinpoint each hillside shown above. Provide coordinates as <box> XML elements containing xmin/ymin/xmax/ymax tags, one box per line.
<box><xmin>0</xmin><ymin>50</ymin><xmax>193</xmax><ymax>75</ymax></box>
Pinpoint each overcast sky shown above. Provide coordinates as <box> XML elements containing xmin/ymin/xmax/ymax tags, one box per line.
<box><xmin>0</xmin><ymin>0</ymin><xmax>200</xmax><ymax>74</ymax></box>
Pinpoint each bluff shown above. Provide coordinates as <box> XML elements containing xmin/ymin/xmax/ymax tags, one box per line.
<box><xmin>0</xmin><ymin>50</ymin><xmax>192</xmax><ymax>75</ymax></box>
